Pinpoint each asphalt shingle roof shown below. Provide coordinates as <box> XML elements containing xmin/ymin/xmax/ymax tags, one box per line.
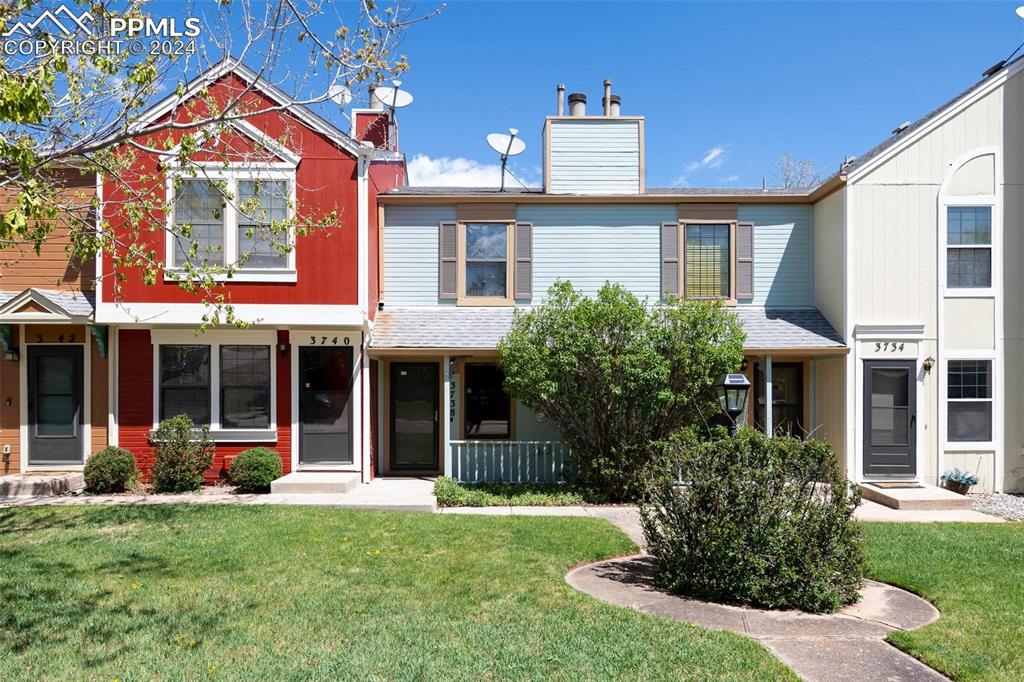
<box><xmin>371</xmin><ymin>306</ymin><xmax>844</xmax><ymax>351</ymax></box>
<box><xmin>0</xmin><ymin>288</ymin><xmax>95</xmax><ymax>317</ymax></box>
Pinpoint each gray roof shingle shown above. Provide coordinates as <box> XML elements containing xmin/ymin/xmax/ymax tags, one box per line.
<box><xmin>0</xmin><ymin>288</ymin><xmax>95</xmax><ymax>318</ymax></box>
<box><xmin>371</xmin><ymin>306</ymin><xmax>844</xmax><ymax>351</ymax></box>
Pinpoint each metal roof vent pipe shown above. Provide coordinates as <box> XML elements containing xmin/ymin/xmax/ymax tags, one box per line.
<box><xmin>568</xmin><ymin>92</ymin><xmax>587</xmax><ymax>116</ymax></box>
<box><xmin>602</xmin><ymin>80</ymin><xmax>612</xmax><ymax>115</ymax></box>
<box><xmin>605</xmin><ymin>94</ymin><xmax>621</xmax><ymax>116</ymax></box>
<box><xmin>556</xmin><ymin>83</ymin><xmax>565</xmax><ymax>116</ymax></box>
<box><xmin>368</xmin><ymin>84</ymin><xmax>384</xmax><ymax>111</ymax></box>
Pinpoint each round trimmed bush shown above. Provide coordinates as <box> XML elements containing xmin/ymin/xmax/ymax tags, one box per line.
<box><xmin>151</xmin><ymin>415</ymin><xmax>215</xmax><ymax>493</ymax></box>
<box><xmin>641</xmin><ymin>428</ymin><xmax>864</xmax><ymax>613</ymax></box>
<box><xmin>84</xmin><ymin>446</ymin><xmax>139</xmax><ymax>493</ymax></box>
<box><xmin>230</xmin><ymin>447</ymin><xmax>282</xmax><ymax>492</ymax></box>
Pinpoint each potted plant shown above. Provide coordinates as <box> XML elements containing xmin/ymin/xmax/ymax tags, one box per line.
<box><xmin>940</xmin><ymin>468</ymin><xmax>979</xmax><ymax>495</ymax></box>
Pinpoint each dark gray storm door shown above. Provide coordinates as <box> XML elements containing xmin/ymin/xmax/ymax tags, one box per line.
<box><xmin>27</xmin><ymin>345</ymin><xmax>84</xmax><ymax>465</ymax></box>
<box><xmin>863</xmin><ymin>360</ymin><xmax>917</xmax><ymax>478</ymax></box>
<box><xmin>389</xmin><ymin>362</ymin><xmax>440</xmax><ymax>471</ymax></box>
<box><xmin>298</xmin><ymin>346</ymin><xmax>354</xmax><ymax>465</ymax></box>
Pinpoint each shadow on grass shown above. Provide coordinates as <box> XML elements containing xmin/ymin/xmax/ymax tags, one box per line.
<box><xmin>0</xmin><ymin>506</ymin><xmax>234</xmax><ymax>670</ymax></box>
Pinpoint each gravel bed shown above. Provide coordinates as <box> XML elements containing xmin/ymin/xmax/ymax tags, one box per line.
<box><xmin>971</xmin><ymin>492</ymin><xmax>1024</xmax><ymax>521</ymax></box>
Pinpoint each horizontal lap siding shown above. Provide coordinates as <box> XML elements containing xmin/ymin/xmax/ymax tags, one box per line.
<box><xmin>0</xmin><ymin>327</ymin><xmax>19</xmax><ymax>474</ymax></box>
<box><xmin>382</xmin><ymin>205</ymin><xmax>456</xmax><ymax>305</ymax></box>
<box><xmin>548</xmin><ymin>120</ymin><xmax>641</xmax><ymax>194</ymax></box>
<box><xmin>118</xmin><ymin>328</ymin><xmax>291</xmax><ymax>481</ymax></box>
<box><xmin>516</xmin><ymin>204</ymin><xmax>674</xmax><ymax>300</ymax></box>
<box><xmin>737</xmin><ymin>205</ymin><xmax>814</xmax><ymax>308</ymax></box>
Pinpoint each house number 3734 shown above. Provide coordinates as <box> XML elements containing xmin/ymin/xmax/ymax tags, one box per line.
<box><xmin>875</xmin><ymin>342</ymin><xmax>905</xmax><ymax>352</ymax></box>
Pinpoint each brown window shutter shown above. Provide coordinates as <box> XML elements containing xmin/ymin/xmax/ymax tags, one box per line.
<box><xmin>439</xmin><ymin>221</ymin><xmax>458</xmax><ymax>299</ymax></box>
<box><xmin>736</xmin><ymin>221</ymin><xmax>755</xmax><ymax>300</ymax></box>
<box><xmin>661</xmin><ymin>222</ymin><xmax>680</xmax><ymax>300</ymax></box>
<box><xmin>514</xmin><ymin>222</ymin><xmax>533</xmax><ymax>299</ymax></box>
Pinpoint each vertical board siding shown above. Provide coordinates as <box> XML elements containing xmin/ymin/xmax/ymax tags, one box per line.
<box><xmin>382</xmin><ymin>205</ymin><xmax>456</xmax><ymax>305</ymax></box>
<box><xmin>738</xmin><ymin>205</ymin><xmax>815</xmax><ymax>308</ymax></box>
<box><xmin>517</xmin><ymin>204</ymin><xmax>675</xmax><ymax>300</ymax></box>
<box><xmin>548</xmin><ymin>120</ymin><xmax>641</xmax><ymax>194</ymax></box>
<box><xmin>118</xmin><ymin>328</ymin><xmax>293</xmax><ymax>481</ymax></box>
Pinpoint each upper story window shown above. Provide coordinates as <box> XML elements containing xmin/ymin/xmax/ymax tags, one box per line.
<box><xmin>464</xmin><ymin>223</ymin><xmax>510</xmax><ymax>299</ymax></box>
<box><xmin>946</xmin><ymin>206</ymin><xmax>991</xmax><ymax>289</ymax></box>
<box><xmin>167</xmin><ymin>171</ymin><xmax>295</xmax><ymax>279</ymax></box>
<box><xmin>947</xmin><ymin>359</ymin><xmax>993</xmax><ymax>442</ymax></box>
<box><xmin>684</xmin><ymin>223</ymin><xmax>731</xmax><ymax>299</ymax></box>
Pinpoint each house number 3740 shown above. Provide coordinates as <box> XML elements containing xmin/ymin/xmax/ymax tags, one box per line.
<box><xmin>874</xmin><ymin>342</ymin><xmax>905</xmax><ymax>352</ymax></box>
<box><xmin>308</xmin><ymin>336</ymin><xmax>350</xmax><ymax>346</ymax></box>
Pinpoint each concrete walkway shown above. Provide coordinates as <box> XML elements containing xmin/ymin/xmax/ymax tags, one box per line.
<box><xmin>567</xmin><ymin>555</ymin><xmax>947</xmax><ymax>682</ymax></box>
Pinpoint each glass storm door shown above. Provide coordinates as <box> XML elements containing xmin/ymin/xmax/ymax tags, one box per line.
<box><xmin>389</xmin><ymin>363</ymin><xmax>439</xmax><ymax>471</ymax></box>
<box><xmin>863</xmin><ymin>360</ymin><xmax>917</xmax><ymax>478</ymax></box>
<box><xmin>27</xmin><ymin>346</ymin><xmax>84</xmax><ymax>466</ymax></box>
<box><xmin>298</xmin><ymin>346</ymin><xmax>354</xmax><ymax>465</ymax></box>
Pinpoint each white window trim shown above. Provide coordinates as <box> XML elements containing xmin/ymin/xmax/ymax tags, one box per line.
<box><xmin>151</xmin><ymin>329</ymin><xmax>278</xmax><ymax>442</ymax></box>
<box><xmin>164</xmin><ymin>168</ymin><xmax>298</xmax><ymax>283</ymax></box>
<box><xmin>942</xmin><ymin>197</ymin><xmax>995</xmax><ymax>297</ymax></box>
<box><xmin>941</xmin><ymin>353</ymin><xmax>996</xmax><ymax>451</ymax></box>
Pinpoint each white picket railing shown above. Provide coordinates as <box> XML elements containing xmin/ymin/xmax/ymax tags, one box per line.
<box><xmin>449</xmin><ymin>440</ymin><xmax>570</xmax><ymax>484</ymax></box>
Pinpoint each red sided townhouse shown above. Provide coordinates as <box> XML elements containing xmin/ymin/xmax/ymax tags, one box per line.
<box><xmin>95</xmin><ymin>58</ymin><xmax>405</xmax><ymax>483</ymax></box>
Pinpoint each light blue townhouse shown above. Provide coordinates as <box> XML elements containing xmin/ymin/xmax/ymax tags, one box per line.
<box><xmin>369</xmin><ymin>86</ymin><xmax>848</xmax><ymax>483</ymax></box>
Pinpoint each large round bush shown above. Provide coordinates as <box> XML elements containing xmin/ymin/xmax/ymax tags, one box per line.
<box><xmin>641</xmin><ymin>429</ymin><xmax>864</xmax><ymax>613</ymax></box>
<box><xmin>84</xmin><ymin>446</ymin><xmax>139</xmax><ymax>493</ymax></box>
<box><xmin>151</xmin><ymin>415</ymin><xmax>215</xmax><ymax>493</ymax></box>
<box><xmin>230</xmin><ymin>447</ymin><xmax>282</xmax><ymax>492</ymax></box>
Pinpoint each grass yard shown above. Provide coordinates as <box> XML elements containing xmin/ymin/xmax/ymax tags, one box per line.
<box><xmin>0</xmin><ymin>505</ymin><xmax>788</xmax><ymax>681</ymax></box>
<box><xmin>433</xmin><ymin>476</ymin><xmax>587</xmax><ymax>507</ymax></box>
<box><xmin>864</xmin><ymin>523</ymin><xmax>1024</xmax><ymax>681</ymax></box>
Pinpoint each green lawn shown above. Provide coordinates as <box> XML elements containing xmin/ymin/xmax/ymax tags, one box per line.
<box><xmin>0</xmin><ymin>505</ymin><xmax>788</xmax><ymax>681</ymax></box>
<box><xmin>864</xmin><ymin>522</ymin><xmax>1024</xmax><ymax>680</ymax></box>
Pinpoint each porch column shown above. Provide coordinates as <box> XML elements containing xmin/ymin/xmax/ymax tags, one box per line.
<box><xmin>443</xmin><ymin>354</ymin><xmax>452</xmax><ymax>476</ymax></box>
<box><xmin>764</xmin><ymin>354</ymin><xmax>773</xmax><ymax>437</ymax></box>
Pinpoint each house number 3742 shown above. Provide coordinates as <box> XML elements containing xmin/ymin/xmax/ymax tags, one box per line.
<box><xmin>875</xmin><ymin>342</ymin><xmax>905</xmax><ymax>352</ymax></box>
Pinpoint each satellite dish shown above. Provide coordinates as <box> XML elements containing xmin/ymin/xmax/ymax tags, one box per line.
<box><xmin>328</xmin><ymin>84</ymin><xmax>352</xmax><ymax>107</ymax></box>
<box><xmin>486</xmin><ymin>127</ymin><xmax>527</xmax><ymax>192</ymax></box>
<box><xmin>1017</xmin><ymin>5</ymin><xmax>1024</xmax><ymax>19</ymax></box>
<box><xmin>373</xmin><ymin>83</ymin><xmax>414</xmax><ymax>109</ymax></box>
<box><xmin>487</xmin><ymin>130</ymin><xmax>526</xmax><ymax>157</ymax></box>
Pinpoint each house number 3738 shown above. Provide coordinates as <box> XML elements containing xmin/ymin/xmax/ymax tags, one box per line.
<box><xmin>875</xmin><ymin>342</ymin><xmax>905</xmax><ymax>352</ymax></box>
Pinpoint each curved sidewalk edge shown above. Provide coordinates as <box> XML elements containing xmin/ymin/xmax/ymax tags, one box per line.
<box><xmin>566</xmin><ymin>555</ymin><xmax>947</xmax><ymax>682</ymax></box>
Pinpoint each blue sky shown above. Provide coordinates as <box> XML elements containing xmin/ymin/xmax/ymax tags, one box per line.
<box><xmin>385</xmin><ymin>1</ymin><xmax>1024</xmax><ymax>188</ymax></box>
<box><xmin>131</xmin><ymin>1</ymin><xmax>1024</xmax><ymax>188</ymax></box>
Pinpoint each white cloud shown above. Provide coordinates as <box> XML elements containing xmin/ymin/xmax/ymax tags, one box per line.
<box><xmin>725</xmin><ymin>174</ymin><xmax>740</xmax><ymax>183</ymax></box>
<box><xmin>685</xmin><ymin>145</ymin><xmax>728</xmax><ymax>172</ymax></box>
<box><xmin>407</xmin><ymin>154</ymin><xmax>538</xmax><ymax>188</ymax></box>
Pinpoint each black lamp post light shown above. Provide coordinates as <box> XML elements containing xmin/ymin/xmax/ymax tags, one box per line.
<box><xmin>717</xmin><ymin>373</ymin><xmax>751</xmax><ymax>435</ymax></box>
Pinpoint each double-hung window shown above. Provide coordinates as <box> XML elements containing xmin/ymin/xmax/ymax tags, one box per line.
<box><xmin>463</xmin><ymin>223</ymin><xmax>511</xmax><ymax>300</ymax></box>
<box><xmin>156</xmin><ymin>334</ymin><xmax>276</xmax><ymax>438</ymax></box>
<box><xmin>946</xmin><ymin>206</ymin><xmax>991</xmax><ymax>289</ymax></box>
<box><xmin>684</xmin><ymin>223</ymin><xmax>732</xmax><ymax>299</ymax></box>
<box><xmin>168</xmin><ymin>172</ymin><xmax>295</xmax><ymax>278</ymax></box>
<box><xmin>947</xmin><ymin>360</ymin><xmax>993</xmax><ymax>442</ymax></box>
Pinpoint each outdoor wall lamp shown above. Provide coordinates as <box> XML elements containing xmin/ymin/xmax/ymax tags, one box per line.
<box><xmin>717</xmin><ymin>373</ymin><xmax>751</xmax><ymax>436</ymax></box>
<box><xmin>278</xmin><ymin>343</ymin><xmax>288</xmax><ymax>354</ymax></box>
<box><xmin>923</xmin><ymin>356</ymin><xmax>936</xmax><ymax>373</ymax></box>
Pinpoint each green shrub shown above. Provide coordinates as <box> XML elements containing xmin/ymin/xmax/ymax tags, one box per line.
<box><xmin>499</xmin><ymin>280</ymin><xmax>745</xmax><ymax>501</ymax></box>
<box><xmin>433</xmin><ymin>476</ymin><xmax>585</xmax><ymax>507</ymax></box>
<box><xmin>641</xmin><ymin>429</ymin><xmax>864</xmax><ymax>613</ymax></box>
<box><xmin>151</xmin><ymin>415</ymin><xmax>215</xmax><ymax>493</ymax></box>
<box><xmin>230</xmin><ymin>447</ymin><xmax>282</xmax><ymax>492</ymax></box>
<box><xmin>83</xmin><ymin>446</ymin><xmax>139</xmax><ymax>493</ymax></box>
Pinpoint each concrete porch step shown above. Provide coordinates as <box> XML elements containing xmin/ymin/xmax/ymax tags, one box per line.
<box><xmin>859</xmin><ymin>482</ymin><xmax>973</xmax><ymax>510</ymax></box>
<box><xmin>0</xmin><ymin>472</ymin><xmax>84</xmax><ymax>498</ymax></box>
<box><xmin>270</xmin><ymin>471</ymin><xmax>361</xmax><ymax>495</ymax></box>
